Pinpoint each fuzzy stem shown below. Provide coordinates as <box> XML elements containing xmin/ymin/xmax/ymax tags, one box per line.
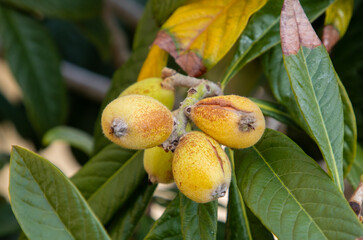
<box><xmin>161</xmin><ymin>68</ymin><xmax>223</xmax><ymax>152</ymax></box>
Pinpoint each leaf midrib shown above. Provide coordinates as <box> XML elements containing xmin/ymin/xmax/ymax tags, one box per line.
<box><xmin>296</xmin><ymin>47</ymin><xmax>342</xmax><ymax>191</ymax></box>
<box><xmin>252</xmin><ymin>145</ymin><xmax>328</xmax><ymax>239</ymax></box>
<box><xmin>14</xmin><ymin>148</ymin><xmax>76</xmax><ymax>240</ymax></box>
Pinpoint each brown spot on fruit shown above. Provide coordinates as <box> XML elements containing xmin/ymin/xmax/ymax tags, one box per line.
<box><xmin>190</xmin><ymin>95</ymin><xmax>265</xmax><ymax>149</ymax></box>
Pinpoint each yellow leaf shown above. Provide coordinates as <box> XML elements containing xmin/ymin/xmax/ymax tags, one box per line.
<box><xmin>154</xmin><ymin>0</ymin><xmax>267</xmax><ymax>77</ymax></box>
<box><xmin>323</xmin><ymin>0</ymin><xmax>353</xmax><ymax>52</ymax></box>
<box><xmin>137</xmin><ymin>44</ymin><xmax>168</xmax><ymax>82</ymax></box>
<box><xmin>325</xmin><ymin>0</ymin><xmax>354</xmax><ymax>37</ymax></box>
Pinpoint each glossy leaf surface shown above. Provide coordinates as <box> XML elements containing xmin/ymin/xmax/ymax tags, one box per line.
<box><xmin>43</xmin><ymin>126</ymin><xmax>93</xmax><ymax>156</ymax></box>
<box><xmin>154</xmin><ymin>0</ymin><xmax>267</xmax><ymax>77</ymax></box>
<box><xmin>284</xmin><ymin>45</ymin><xmax>344</xmax><ymax>191</ymax></box>
<box><xmin>235</xmin><ymin>129</ymin><xmax>363</xmax><ymax>239</ymax></box>
<box><xmin>221</xmin><ymin>0</ymin><xmax>334</xmax><ymax>87</ymax></box>
<box><xmin>9</xmin><ymin>146</ymin><xmax>110</xmax><ymax>240</ymax></box>
<box><xmin>180</xmin><ymin>194</ymin><xmax>218</xmax><ymax>240</ymax></box>
<box><xmin>263</xmin><ymin>45</ymin><xmax>357</xmax><ymax>178</ymax></box>
<box><xmin>281</xmin><ymin>0</ymin><xmax>344</xmax><ymax>190</ymax></box>
<box><xmin>1</xmin><ymin>0</ymin><xmax>101</xmax><ymax>20</ymax></box>
<box><xmin>145</xmin><ymin>195</ymin><xmax>183</xmax><ymax>240</ymax></box>
<box><xmin>72</xmin><ymin>145</ymin><xmax>146</xmax><ymax>224</ymax></box>
<box><xmin>0</xmin><ymin>5</ymin><xmax>67</xmax><ymax>136</ymax></box>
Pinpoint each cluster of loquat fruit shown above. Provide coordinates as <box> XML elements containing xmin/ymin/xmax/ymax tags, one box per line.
<box><xmin>101</xmin><ymin>75</ymin><xmax>265</xmax><ymax>203</ymax></box>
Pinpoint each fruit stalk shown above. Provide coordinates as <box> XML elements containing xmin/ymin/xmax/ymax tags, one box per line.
<box><xmin>161</xmin><ymin>68</ymin><xmax>223</xmax><ymax>152</ymax></box>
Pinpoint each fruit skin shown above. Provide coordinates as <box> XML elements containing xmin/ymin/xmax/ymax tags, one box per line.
<box><xmin>190</xmin><ymin>95</ymin><xmax>265</xmax><ymax>149</ymax></box>
<box><xmin>120</xmin><ymin>77</ymin><xmax>174</xmax><ymax>110</ymax></box>
<box><xmin>173</xmin><ymin>131</ymin><xmax>231</xmax><ymax>203</ymax></box>
<box><xmin>143</xmin><ymin>146</ymin><xmax>174</xmax><ymax>184</ymax></box>
<box><xmin>102</xmin><ymin>94</ymin><xmax>174</xmax><ymax>149</ymax></box>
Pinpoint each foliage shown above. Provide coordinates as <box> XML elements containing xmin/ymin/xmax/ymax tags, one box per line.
<box><xmin>0</xmin><ymin>0</ymin><xmax>362</xmax><ymax>239</ymax></box>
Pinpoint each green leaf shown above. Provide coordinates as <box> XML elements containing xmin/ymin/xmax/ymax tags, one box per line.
<box><xmin>1</xmin><ymin>0</ymin><xmax>101</xmax><ymax>20</ymax></box>
<box><xmin>145</xmin><ymin>194</ymin><xmax>183</xmax><ymax>240</ymax></box>
<box><xmin>235</xmin><ymin>129</ymin><xmax>363</xmax><ymax>239</ymax></box>
<box><xmin>225</xmin><ymin>148</ymin><xmax>252</xmax><ymax>240</ymax></box>
<box><xmin>250</xmin><ymin>98</ymin><xmax>300</xmax><ymax>129</ymax></box>
<box><xmin>180</xmin><ymin>194</ymin><xmax>218</xmax><ymax>240</ymax></box>
<box><xmin>9</xmin><ymin>146</ymin><xmax>110</xmax><ymax>240</ymax></box>
<box><xmin>71</xmin><ymin>145</ymin><xmax>146</xmax><ymax>224</ymax></box>
<box><xmin>347</xmin><ymin>144</ymin><xmax>363</xmax><ymax>189</ymax></box>
<box><xmin>262</xmin><ymin>45</ymin><xmax>357</xmax><ymax>178</ymax></box>
<box><xmin>0</xmin><ymin>5</ymin><xmax>67</xmax><ymax>136</ymax></box>
<box><xmin>42</xmin><ymin>126</ymin><xmax>93</xmax><ymax>156</ymax></box>
<box><xmin>107</xmin><ymin>183</ymin><xmax>157</xmax><ymax>240</ymax></box>
<box><xmin>151</xmin><ymin>0</ymin><xmax>186</xmax><ymax>26</ymax></box>
<box><xmin>221</xmin><ymin>0</ymin><xmax>334</xmax><ymax>88</ymax></box>
<box><xmin>0</xmin><ymin>201</ymin><xmax>20</xmax><ymax>237</ymax></box>
<box><xmin>283</xmin><ymin>45</ymin><xmax>344</xmax><ymax>191</ymax></box>
<box><xmin>93</xmin><ymin>1</ymin><xmax>159</xmax><ymax>153</ymax></box>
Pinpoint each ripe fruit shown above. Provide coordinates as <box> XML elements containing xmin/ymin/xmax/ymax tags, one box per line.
<box><xmin>189</xmin><ymin>95</ymin><xmax>265</xmax><ymax>149</ymax></box>
<box><xmin>120</xmin><ymin>77</ymin><xmax>174</xmax><ymax>110</ymax></box>
<box><xmin>143</xmin><ymin>146</ymin><xmax>174</xmax><ymax>184</ymax></box>
<box><xmin>102</xmin><ymin>94</ymin><xmax>174</xmax><ymax>149</ymax></box>
<box><xmin>172</xmin><ymin>131</ymin><xmax>231</xmax><ymax>203</ymax></box>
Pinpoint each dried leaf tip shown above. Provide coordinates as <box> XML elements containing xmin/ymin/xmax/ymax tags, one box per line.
<box><xmin>154</xmin><ymin>31</ymin><xmax>207</xmax><ymax>77</ymax></box>
<box><xmin>280</xmin><ymin>0</ymin><xmax>321</xmax><ymax>55</ymax></box>
<box><xmin>322</xmin><ymin>25</ymin><xmax>340</xmax><ymax>53</ymax></box>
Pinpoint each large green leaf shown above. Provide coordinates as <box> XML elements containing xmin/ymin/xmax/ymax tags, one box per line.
<box><xmin>347</xmin><ymin>144</ymin><xmax>363</xmax><ymax>189</ymax></box>
<box><xmin>145</xmin><ymin>195</ymin><xmax>183</xmax><ymax>240</ymax></box>
<box><xmin>93</xmin><ymin>1</ymin><xmax>159</xmax><ymax>153</ymax></box>
<box><xmin>71</xmin><ymin>145</ymin><xmax>146</xmax><ymax>224</ymax></box>
<box><xmin>42</xmin><ymin>126</ymin><xmax>93</xmax><ymax>156</ymax></box>
<box><xmin>225</xmin><ymin>148</ymin><xmax>252</xmax><ymax>240</ymax></box>
<box><xmin>262</xmin><ymin>45</ymin><xmax>357</xmax><ymax>178</ymax></box>
<box><xmin>235</xmin><ymin>129</ymin><xmax>363</xmax><ymax>239</ymax></box>
<box><xmin>9</xmin><ymin>146</ymin><xmax>110</xmax><ymax>240</ymax></box>
<box><xmin>283</xmin><ymin>45</ymin><xmax>344</xmax><ymax>191</ymax></box>
<box><xmin>0</xmin><ymin>5</ymin><xmax>67</xmax><ymax>136</ymax></box>
<box><xmin>1</xmin><ymin>0</ymin><xmax>101</xmax><ymax>20</ymax></box>
<box><xmin>180</xmin><ymin>194</ymin><xmax>218</xmax><ymax>240</ymax></box>
<box><xmin>220</xmin><ymin>0</ymin><xmax>334</xmax><ymax>88</ymax></box>
<box><xmin>107</xmin><ymin>183</ymin><xmax>156</xmax><ymax>240</ymax></box>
